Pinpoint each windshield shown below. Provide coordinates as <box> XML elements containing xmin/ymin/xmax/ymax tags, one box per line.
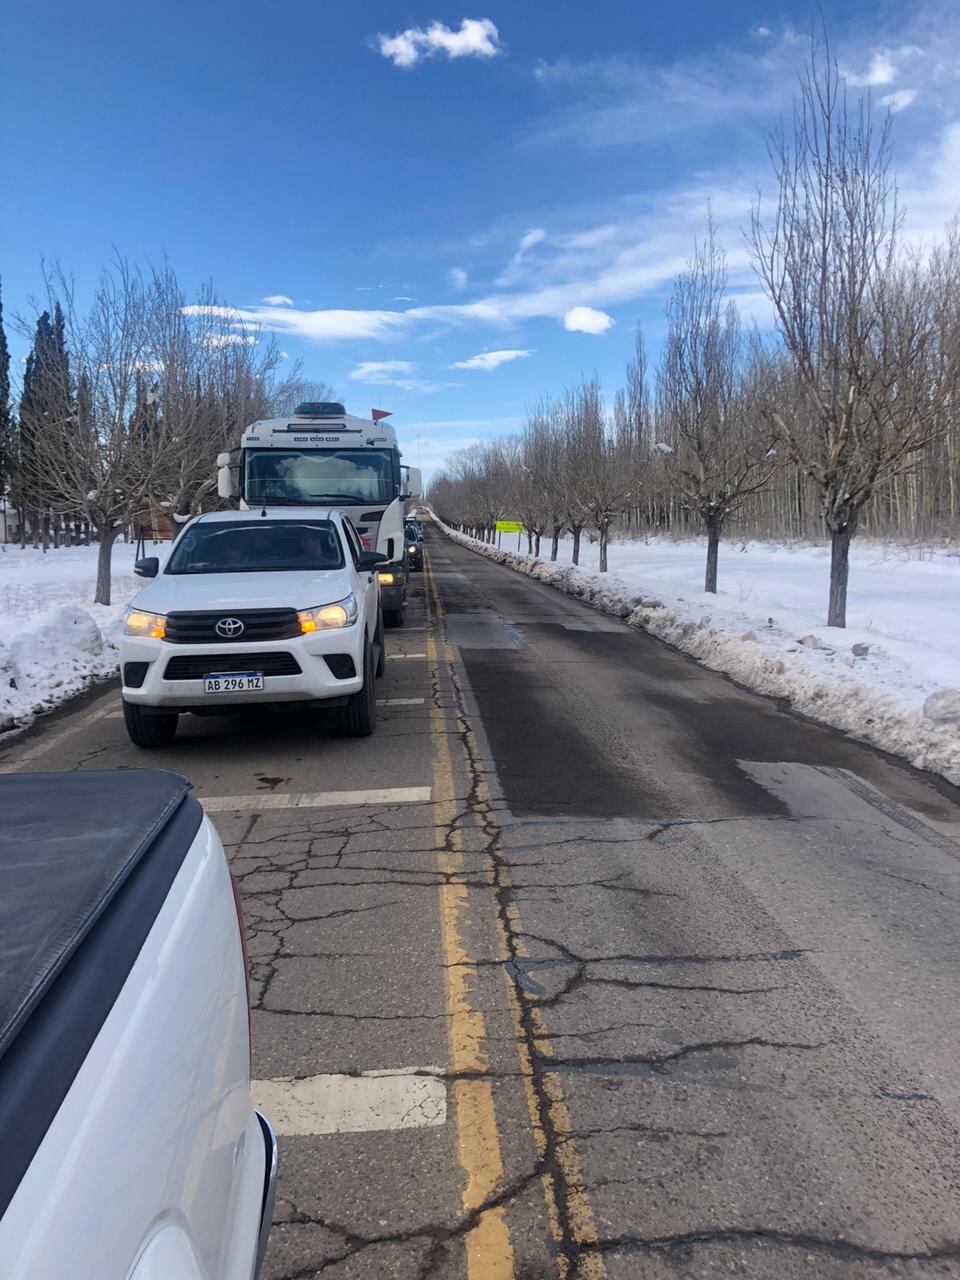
<box><xmin>245</xmin><ymin>448</ymin><xmax>395</xmax><ymax>504</ymax></box>
<box><xmin>166</xmin><ymin>520</ymin><xmax>344</xmax><ymax>574</ymax></box>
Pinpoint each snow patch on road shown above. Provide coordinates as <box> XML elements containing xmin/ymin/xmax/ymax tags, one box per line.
<box><xmin>437</xmin><ymin>524</ymin><xmax>960</xmax><ymax>788</ymax></box>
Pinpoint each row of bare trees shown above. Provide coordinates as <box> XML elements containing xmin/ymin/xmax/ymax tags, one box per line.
<box><xmin>1</xmin><ymin>258</ymin><xmax>327</xmax><ymax>603</ymax></box>
<box><xmin>431</xmin><ymin>37</ymin><xmax>960</xmax><ymax>627</ymax></box>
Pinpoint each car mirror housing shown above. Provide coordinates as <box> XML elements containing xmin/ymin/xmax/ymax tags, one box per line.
<box><xmin>134</xmin><ymin>557</ymin><xmax>160</xmax><ymax>578</ymax></box>
<box><xmin>358</xmin><ymin>550</ymin><xmax>389</xmax><ymax>570</ymax></box>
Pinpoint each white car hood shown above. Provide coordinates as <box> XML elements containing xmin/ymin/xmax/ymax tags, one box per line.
<box><xmin>131</xmin><ymin>567</ymin><xmax>356</xmax><ymax>615</ymax></box>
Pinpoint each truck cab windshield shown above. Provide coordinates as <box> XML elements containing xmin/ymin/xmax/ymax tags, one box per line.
<box><xmin>245</xmin><ymin>448</ymin><xmax>394</xmax><ymax>505</ymax></box>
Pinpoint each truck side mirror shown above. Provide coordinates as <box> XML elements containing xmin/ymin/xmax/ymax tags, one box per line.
<box><xmin>406</xmin><ymin>467</ymin><xmax>423</xmax><ymax>499</ymax></box>
<box><xmin>134</xmin><ymin>556</ymin><xmax>160</xmax><ymax>578</ymax></box>
<box><xmin>217</xmin><ymin>465</ymin><xmax>237</xmax><ymax>500</ymax></box>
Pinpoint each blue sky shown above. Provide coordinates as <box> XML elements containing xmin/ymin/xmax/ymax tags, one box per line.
<box><xmin>3</xmin><ymin>1</ymin><xmax>960</xmax><ymax>476</ymax></box>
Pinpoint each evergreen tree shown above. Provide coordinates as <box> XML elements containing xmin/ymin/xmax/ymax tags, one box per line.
<box><xmin>0</xmin><ymin>280</ymin><xmax>13</xmax><ymax>513</ymax></box>
<box><xmin>18</xmin><ymin>304</ymin><xmax>72</xmax><ymax>544</ymax></box>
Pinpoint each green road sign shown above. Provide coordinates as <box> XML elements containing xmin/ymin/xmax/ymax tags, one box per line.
<box><xmin>495</xmin><ymin>520</ymin><xmax>524</xmax><ymax>533</ymax></box>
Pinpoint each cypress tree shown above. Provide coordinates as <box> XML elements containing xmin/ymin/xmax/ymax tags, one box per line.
<box><xmin>0</xmin><ymin>280</ymin><xmax>13</xmax><ymax>523</ymax></box>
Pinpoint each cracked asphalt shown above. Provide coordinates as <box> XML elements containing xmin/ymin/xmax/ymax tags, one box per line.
<box><xmin>3</xmin><ymin>522</ymin><xmax>960</xmax><ymax>1279</ymax></box>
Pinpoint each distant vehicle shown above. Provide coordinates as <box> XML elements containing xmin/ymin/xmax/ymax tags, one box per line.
<box><xmin>120</xmin><ymin>508</ymin><xmax>386</xmax><ymax>747</ymax></box>
<box><xmin>0</xmin><ymin>768</ymin><xmax>277</xmax><ymax>1280</ymax></box>
<box><xmin>404</xmin><ymin>519</ymin><xmax>423</xmax><ymax>572</ymax></box>
<box><xmin>216</xmin><ymin>402</ymin><xmax>422</xmax><ymax>628</ymax></box>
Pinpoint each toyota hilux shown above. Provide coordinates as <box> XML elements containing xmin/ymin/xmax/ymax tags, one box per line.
<box><xmin>119</xmin><ymin>509</ymin><xmax>385</xmax><ymax>747</ymax></box>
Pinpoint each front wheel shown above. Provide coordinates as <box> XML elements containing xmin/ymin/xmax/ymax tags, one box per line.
<box><xmin>338</xmin><ymin>644</ymin><xmax>377</xmax><ymax>737</ymax></box>
<box><xmin>123</xmin><ymin>700</ymin><xmax>178</xmax><ymax>748</ymax></box>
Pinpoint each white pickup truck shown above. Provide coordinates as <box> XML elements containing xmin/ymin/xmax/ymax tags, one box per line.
<box><xmin>0</xmin><ymin>768</ymin><xmax>277</xmax><ymax>1279</ymax></box>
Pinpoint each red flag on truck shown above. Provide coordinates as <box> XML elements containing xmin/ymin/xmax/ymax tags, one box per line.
<box><xmin>371</xmin><ymin>409</ymin><xmax>392</xmax><ymax>422</ymax></box>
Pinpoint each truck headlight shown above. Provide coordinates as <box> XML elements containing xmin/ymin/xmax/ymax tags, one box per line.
<box><xmin>407</xmin><ymin>544</ymin><xmax>417</xmax><ymax>554</ymax></box>
<box><xmin>298</xmin><ymin>593</ymin><xmax>358</xmax><ymax>632</ymax></box>
<box><xmin>124</xmin><ymin>608</ymin><xmax>166</xmax><ymax>639</ymax></box>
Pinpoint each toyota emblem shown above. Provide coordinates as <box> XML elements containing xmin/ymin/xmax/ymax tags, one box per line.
<box><xmin>215</xmin><ymin>617</ymin><xmax>245</xmax><ymax>638</ymax></box>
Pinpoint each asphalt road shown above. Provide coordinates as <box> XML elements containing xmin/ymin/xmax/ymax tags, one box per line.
<box><xmin>4</xmin><ymin>522</ymin><xmax>960</xmax><ymax>1279</ymax></box>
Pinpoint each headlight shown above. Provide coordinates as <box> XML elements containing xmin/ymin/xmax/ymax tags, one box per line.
<box><xmin>378</xmin><ymin>572</ymin><xmax>395</xmax><ymax>585</ymax></box>
<box><xmin>407</xmin><ymin>544</ymin><xmax>417</xmax><ymax>553</ymax></box>
<box><xmin>298</xmin><ymin>593</ymin><xmax>358</xmax><ymax>633</ymax></box>
<box><xmin>124</xmin><ymin>608</ymin><xmax>166</xmax><ymax>639</ymax></box>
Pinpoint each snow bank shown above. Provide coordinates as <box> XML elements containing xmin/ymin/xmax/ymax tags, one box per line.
<box><xmin>437</xmin><ymin>524</ymin><xmax>960</xmax><ymax>788</ymax></box>
<box><xmin>0</xmin><ymin>543</ymin><xmax>148</xmax><ymax>732</ymax></box>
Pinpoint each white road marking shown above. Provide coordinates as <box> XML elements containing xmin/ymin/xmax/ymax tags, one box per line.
<box><xmin>0</xmin><ymin>701</ymin><xmax>116</xmax><ymax>773</ymax></box>
<box><xmin>251</xmin><ymin>1068</ymin><xmax>446</xmax><ymax>1136</ymax></box>
<box><xmin>388</xmin><ymin>652</ymin><xmax>427</xmax><ymax>659</ymax></box>
<box><xmin>201</xmin><ymin>785</ymin><xmax>431</xmax><ymax>813</ymax></box>
<box><xmin>377</xmin><ymin>697</ymin><xmax>425</xmax><ymax>706</ymax></box>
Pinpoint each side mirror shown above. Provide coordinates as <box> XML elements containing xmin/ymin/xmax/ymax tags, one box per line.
<box><xmin>217</xmin><ymin>464</ymin><xmax>237</xmax><ymax>500</ymax></box>
<box><xmin>358</xmin><ymin>550</ymin><xmax>389</xmax><ymax>570</ymax></box>
<box><xmin>406</xmin><ymin>467</ymin><xmax>423</xmax><ymax>499</ymax></box>
<box><xmin>134</xmin><ymin>556</ymin><xmax>160</xmax><ymax>578</ymax></box>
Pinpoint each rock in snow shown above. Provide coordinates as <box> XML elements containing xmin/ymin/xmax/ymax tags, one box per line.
<box><xmin>852</xmin><ymin>642</ymin><xmax>871</xmax><ymax>657</ymax></box>
<box><xmin>924</xmin><ymin>689</ymin><xmax>960</xmax><ymax>725</ymax></box>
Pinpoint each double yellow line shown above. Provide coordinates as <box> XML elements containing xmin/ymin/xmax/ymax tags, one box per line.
<box><xmin>424</xmin><ymin>553</ymin><xmax>604</xmax><ymax>1280</ymax></box>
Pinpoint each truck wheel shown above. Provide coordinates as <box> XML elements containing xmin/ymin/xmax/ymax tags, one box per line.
<box><xmin>374</xmin><ymin>611</ymin><xmax>386</xmax><ymax>677</ymax></box>
<box><xmin>123</xmin><ymin>700</ymin><xmax>178</xmax><ymax>748</ymax></box>
<box><xmin>384</xmin><ymin>598</ymin><xmax>406</xmax><ymax>628</ymax></box>
<box><xmin>339</xmin><ymin>644</ymin><xmax>377</xmax><ymax>737</ymax></box>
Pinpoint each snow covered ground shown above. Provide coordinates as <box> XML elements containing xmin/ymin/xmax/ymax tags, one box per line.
<box><xmin>441</xmin><ymin>524</ymin><xmax>960</xmax><ymax>787</ymax></box>
<box><xmin>0</xmin><ymin>542</ymin><xmax>154</xmax><ymax>732</ymax></box>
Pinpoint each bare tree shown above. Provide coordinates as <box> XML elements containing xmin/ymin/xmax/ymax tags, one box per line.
<box><xmin>750</xmin><ymin>33</ymin><xmax>959</xmax><ymax>624</ymax></box>
<box><xmin>659</xmin><ymin>223</ymin><xmax>776</xmax><ymax>592</ymax></box>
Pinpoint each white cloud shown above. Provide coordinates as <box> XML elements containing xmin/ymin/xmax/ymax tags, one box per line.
<box><xmin>845</xmin><ymin>51</ymin><xmax>897</xmax><ymax>88</ymax></box>
<box><xmin>394</xmin><ymin>295</ymin><xmax>416</xmax><ymax>301</ymax></box>
<box><xmin>262</xmin><ymin>294</ymin><xmax>293</xmax><ymax>306</ymax></box>
<box><xmin>347</xmin><ymin>360</ymin><xmax>443</xmax><ymax>393</ymax></box>
<box><xmin>204</xmin><ymin>332</ymin><xmax>256</xmax><ymax>348</ymax></box>
<box><xmin>882</xmin><ymin>88</ymin><xmax>918</xmax><ymax>112</ymax></box>
<box><xmin>452</xmin><ymin>348</ymin><xmax>533</xmax><ymax>370</ymax></box>
<box><xmin>448</xmin><ymin>266</ymin><xmax>469</xmax><ymax>291</ymax></box>
<box><xmin>348</xmin><ymin>360</ymin><xmax>417</xmax><ymax>382</ymax></box>
<box><xmin>498</xmin><ymin>227</ymin><xmax>547</xmax><ymax>284</ymax></box>
<box><xmin>750</xmin><ymin>25</ymin><xmax>771</xmax><ymax>39</ymax></box>
<box><xmin>375</xmin><ymin>18</ymin><xmax>501</xmax><ymax>70</ymax></box>
<box><xmin>563</xmin><ymin>305</ymin><xmax>614</xmax><ymax>334</ymax></box>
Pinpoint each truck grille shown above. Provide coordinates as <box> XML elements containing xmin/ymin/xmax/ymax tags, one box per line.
<box><xmin>164</xmin><ymin>608</ymin><xmax>300</xmax><ymax>644</ymax></box>
<box><xmin>164</xmin><ymin>652</ymin><xmax>302</xmax><ymax>680</ymax></box>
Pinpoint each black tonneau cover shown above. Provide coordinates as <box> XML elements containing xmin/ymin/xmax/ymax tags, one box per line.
<box><xmin>0</xmin><ymin>769</ymin><xmax>204</xmax><ymax>1216</ymax></box>
<box><xmin>0</xmin><ymin>769</ymin><xmax>192</xmax><ymax>1059</ymax></box>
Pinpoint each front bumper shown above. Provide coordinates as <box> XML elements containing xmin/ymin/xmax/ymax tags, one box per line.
<box><xmin>120</xmin><ymin>627</ymin><xmax>365</xmax><ymax>708</ymax></box>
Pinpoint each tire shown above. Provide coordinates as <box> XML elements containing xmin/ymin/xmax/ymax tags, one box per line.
<box><xmin>339</xmin><ymin>643</ymin><xmax>377</xmax><ymax>737</ymax></box>
<box><xmin>374</xmin><ymin>611</ymin><xmax>386</xmax><ymax>677</ymax></box>
<box><xmin>123</xmin><ymin>700</ymin><xmax>178</xmax><ymax>748</ymax></box>
<box><xmin>384</xmin><ymin>597</ymin><xmax>406</xmax><ymax>628</ymax></box>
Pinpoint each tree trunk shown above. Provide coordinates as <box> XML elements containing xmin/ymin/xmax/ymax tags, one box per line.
<box><xmin>704</xmin><ymin>517</ymin><xmax>721</xmax><ymax>594</ymax></box>
<box><xmin>571</xmin><ymin>526</ymin><xmax>582</xmax><ymax>566</ymax></box>
<box><xmin>827</xmin><ymin>524</ymin><xmax>852</xmax><ymax>628</ymax></box>
<box><xmin>534</xmin><ymin>532</ymin><xmax>541</xmax><ymax>557</ymax></box>
<box><xmin>526</xmin><ymin>531</ymin><xmax>533</xmax><ymax>554</ymax></box>
<box><xmin>550</xmin><ymin>525</ymin><xmax>561</xmax><ymax>561</ymax></box>
<box><xmin>95</xmin><ymin>528</ymin><xmax>119</xmax><ymax>606</ymax></box>
<box><xmin>598</xmin><ymin>524</ymin><xmax>609</xmax><ymax>573</ymax></box>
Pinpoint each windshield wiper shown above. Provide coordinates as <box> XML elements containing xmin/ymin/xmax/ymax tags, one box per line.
<box><xmin>304</xmin><ymin>494</ymin><xmax>365</xmax><ymax>504</ymax></box>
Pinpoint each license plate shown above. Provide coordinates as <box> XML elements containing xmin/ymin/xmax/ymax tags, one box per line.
<box><xmin>203</xmin><ymin>672</ymin><xmax>264</xmax><ymax>694</ymax></box>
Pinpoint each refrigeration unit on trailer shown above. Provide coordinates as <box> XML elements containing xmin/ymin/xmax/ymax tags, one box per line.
<box><xmin>217</xmin><ymin>404</ymin><xmax>421</xmax><ymax>627</ymax></box>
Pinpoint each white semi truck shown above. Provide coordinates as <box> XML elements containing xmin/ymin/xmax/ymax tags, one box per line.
<box><xmin>217</xmin><ymin>403</ymin><xmax>421</xmax><ymax>627</ymax></box>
